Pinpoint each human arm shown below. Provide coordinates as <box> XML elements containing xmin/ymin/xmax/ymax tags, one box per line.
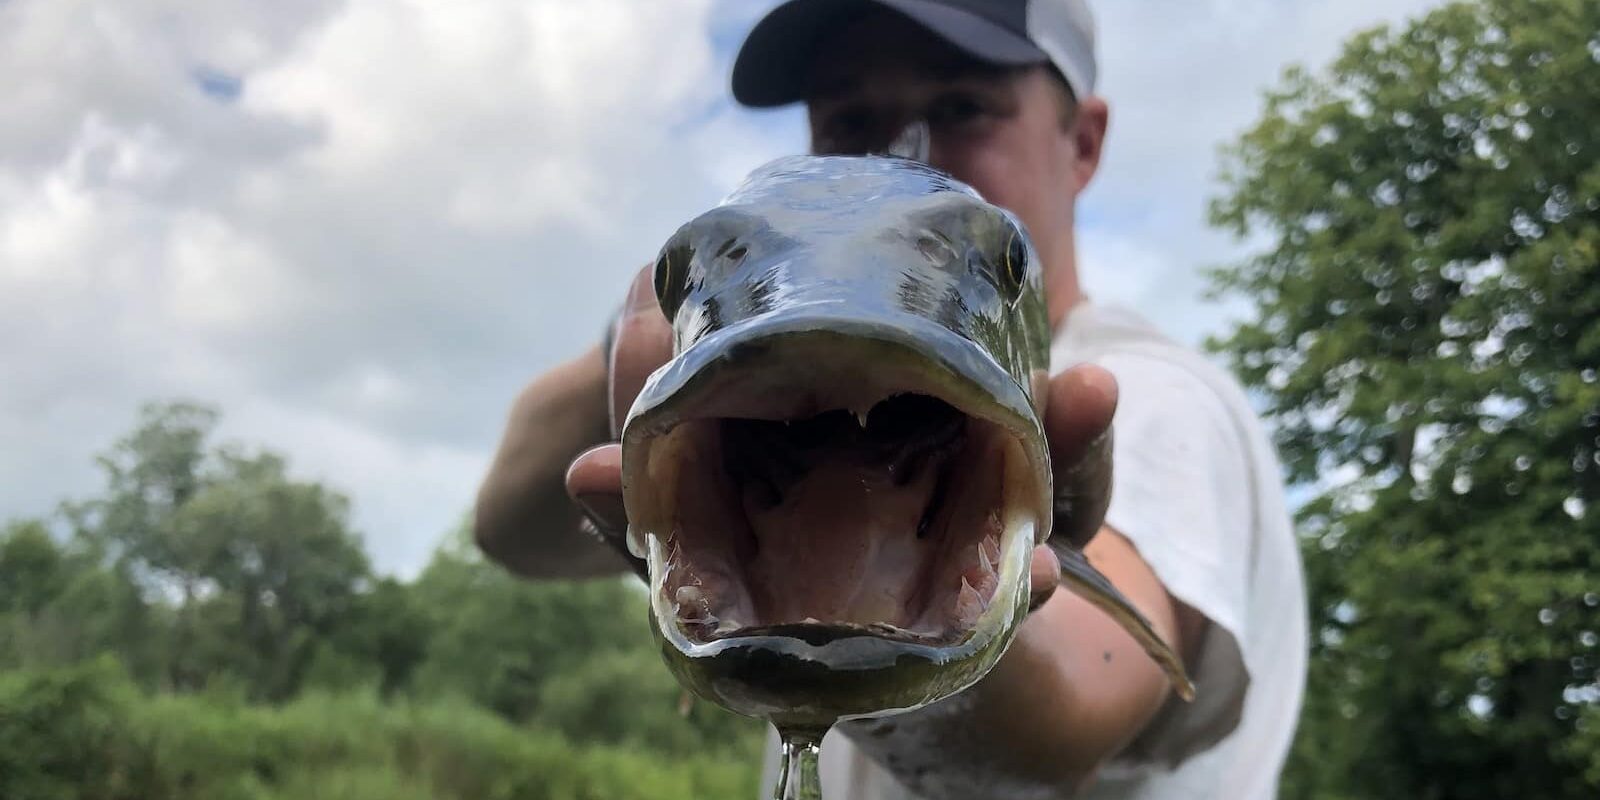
<box><xmin>834</xmin><ymin>369</ymin><xmax>1206</xmax><ymax>797</ymax></box>
<box><xmin>473</xmin><ymin>343</ymin><xmax>629</xmax><ymax>579</ymax></box>
<box><xmin>475</xmin><ymin>265</ymin><xmax>676</xmax><ymax>578</ymax></box>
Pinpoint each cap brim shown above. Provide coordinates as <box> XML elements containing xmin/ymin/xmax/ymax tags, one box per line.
<box><xmin>731</xmin><ymin>0</ymin><xmax>1048</xmax><ymax>109</ymax></box>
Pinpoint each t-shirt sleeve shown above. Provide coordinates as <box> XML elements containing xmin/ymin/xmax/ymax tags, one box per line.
<box><xmin>1093</xmin><ymin>350</ymin><xmax>1255</xmax><ymax>767</ymax></box>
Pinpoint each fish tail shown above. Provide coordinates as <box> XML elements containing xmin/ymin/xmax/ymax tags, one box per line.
<box><xmin>1055</xmin><ymin>546</ymin><xmax>1197</xmax><ymax>702</ymax></box>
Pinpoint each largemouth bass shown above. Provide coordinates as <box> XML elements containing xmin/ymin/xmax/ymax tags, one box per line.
<box><xmin>616</xmin><ymin>154</ymin><xmax>1193</xmax><ymax>736</ymax></box>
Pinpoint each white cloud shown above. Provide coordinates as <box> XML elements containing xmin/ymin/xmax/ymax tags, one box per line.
<box><xmin>0</xmin><ymin>0</ymin><xmax>790</xmax><ymax>574</ymax></box>
<box><xmin>0</xmin><ymin>0</ymin><xmax>1446</xmax><ymax>574</ymax></box>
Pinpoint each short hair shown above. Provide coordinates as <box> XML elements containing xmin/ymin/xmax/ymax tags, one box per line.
<box><xmin>1043</xmin><ymin>66</ymin><xmax>1080</xmax><ymax>130</ymax></box>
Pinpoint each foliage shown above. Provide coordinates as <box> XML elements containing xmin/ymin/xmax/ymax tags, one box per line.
<box><xmin>1206</xmin><ymin>0</ymin><xmax>1600</xmax><ymax>797</ymax></box>
<box><xmin>0</xmin><ymin>658</ymin><xmax>141</xmax><ymax>799</ymax></box>
<box><xmin>55</xmin><ymin>402</ymin><xmax>373</xmax><ymax>699</ymax></box>
<box><xmin>0</xmin><ymin>660</ymin><xmax>756</xmax><ymax>800</ymax></box>
<box><xmin>0</xmin><ymin>520</ymin><xmax>155</xmax><ymax>678</ymax></box>
<box><xmin>0</xmin><ymin>401</ymin><xmax>766</xmax><ymax>797</ymax></box>
<box><xmin>407</xmin><ymin>523</ymin><xmax>759</xmax><ymax>756</ymax></box>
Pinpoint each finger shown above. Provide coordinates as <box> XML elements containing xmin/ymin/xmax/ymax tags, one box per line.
<box><xmin>565</xmin><ymin>444</ymin><xmax>626</xmax><ymax>534</ymax></box>
<box><xmin>1028</xmin><ymin>545</ymin><xmax>1061</xmax><ymax>612</ymax></box>
<box><xmin>608</xmin><ymin>266</ymin><xmax>674</xmax><ymax>436</ymax></box>
<box><xmin>565</xmin><ymin>443</ymin><xmax>647</xmax><ymax>580</ymax></box>
<box><xmin>1044</xmin><ymin>364</ymin><xmax>1117</xmax><ymax>550</ymax></box>
<box><xmin>1044</xmin><ymin>364</ymin><xmax>1117</xmax><ymax>463</ymax></box>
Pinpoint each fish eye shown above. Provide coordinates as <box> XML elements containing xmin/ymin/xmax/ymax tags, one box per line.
<box><xmin>654</xmin><ymin>241</ymin><xmax>692</xmax><ymax>320</ymax></box>
<box><xmin>915</xmin><ymin>232</ymin><xmax>957</xmax><ymax>266</ymax></box>
<box><xmin>715</xmin><ymin>238</ymin><xmax>748</xmax><ymax>264</ymax></box>
<box><xmin>1001</xmin><ymin>228</ymin><xmax>1029</xmax><ymax>299</ymax></box>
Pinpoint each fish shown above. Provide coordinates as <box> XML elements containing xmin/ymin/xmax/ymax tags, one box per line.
<box><xmin>611</xmin><ymin>154</ymin><xmax>1193</xmax><ymax>733</ymax></box>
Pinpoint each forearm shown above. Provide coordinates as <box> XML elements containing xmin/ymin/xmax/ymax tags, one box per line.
<box><xmin>474</xmin><ymin>345</ymin><xmax>629</xmax><ymax>579</ymax></box>
<box><xmin>841</xmin><ymin>530</ymin><xmax>1180</xmax><ymax>797</ymax></box>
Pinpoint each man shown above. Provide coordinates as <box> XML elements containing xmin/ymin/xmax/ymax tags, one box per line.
<box><xmin>474</xmin><ymin>1</ymin><xmax>1308</xmax><ymax>797</ymax></box>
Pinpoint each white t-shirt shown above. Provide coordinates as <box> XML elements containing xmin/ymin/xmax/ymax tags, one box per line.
<box><xmin>759</xmin><ymin>302</ymin><xmax>1308</xmax><ymax>799</ymax></box>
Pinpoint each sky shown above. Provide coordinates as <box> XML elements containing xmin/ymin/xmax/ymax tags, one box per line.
<box><xmin>0</xmin><ymin>0</ymin><xmax>1449</xmax><ymax>577</ymax></box>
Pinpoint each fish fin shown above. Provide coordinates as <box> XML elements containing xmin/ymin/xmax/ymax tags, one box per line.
<box><xmin>678</xmin><ymin>689</ymin><xmax>695</xmax><ymax>718</ymax></box>
<box><xmin>1056</xmin><ymin>546</ymin><xmax>1197</xmax><ymax>702</ymax></box>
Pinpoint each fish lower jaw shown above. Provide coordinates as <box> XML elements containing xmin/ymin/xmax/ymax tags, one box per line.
<box><xmin>661</xmin><ymin>537</ymin><xmax>999</xmax><ymax>641</ymax></box>
<box><xmin>653</xmin><ymin>503</ymin><xmax>1034</xmax><ymax>651</ymax></box>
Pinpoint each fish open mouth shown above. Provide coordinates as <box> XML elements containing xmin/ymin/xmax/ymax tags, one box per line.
<box><xmin>624</xmin><ymin>329</ymin><xmax>1049</xmax><ymax>654</ymax></box>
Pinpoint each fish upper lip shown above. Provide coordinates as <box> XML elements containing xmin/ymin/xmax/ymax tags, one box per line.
<box><xmin>624</xmin><ymin>307</ymin><xmax>1039</xmax><ymax>439</ymax></box>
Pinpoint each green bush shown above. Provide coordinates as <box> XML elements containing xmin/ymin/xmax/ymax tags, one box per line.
<box><xmin>0</xmin><ymin>659</ymin><xmax>759</xmax><ymax>800</ymax></box>
<box><xmin>0</xmin><ymin>658</ymin><xmax>143</xmax><ymax>800</ymax></box>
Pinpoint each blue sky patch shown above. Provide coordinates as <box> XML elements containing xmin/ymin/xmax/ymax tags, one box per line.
<box><xmin>192</xmin><ymin>67</ymin><xmax>243</xmax><ymax>102</ymax></box>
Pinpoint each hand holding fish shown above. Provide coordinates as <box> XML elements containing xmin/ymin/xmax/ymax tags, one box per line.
<box><xmin>559</xmin><ymin>156</ymin><xmax>1194</xmax><ymax>800</ymax></box>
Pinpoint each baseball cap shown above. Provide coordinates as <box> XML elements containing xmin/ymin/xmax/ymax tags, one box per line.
<box><xmin>731</xmin><ymin>0</ymin><xmax>1098</xmax><ymax>108</ymax></box>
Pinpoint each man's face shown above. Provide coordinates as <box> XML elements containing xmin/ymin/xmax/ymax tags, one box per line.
<box><xmin>803</xmin><ymin>9</ymin><xmax>1107</xmax><ymax>294</ymax></box>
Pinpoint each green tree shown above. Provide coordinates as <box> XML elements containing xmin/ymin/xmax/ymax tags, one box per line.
<box><xmin>64</xmin><ymin>402</ymin><xmax>223</xmax><ymax>690</ymax></box>
<box><xmin>316</xmin><ymin>576</ymin><xmax>433</xmax><ymax>698</ymax></box>
<box><xmin>0</xmin><ymin>520</ymin><xmax>155</xmax><ymax>677</ymax></box>
<box><xmin>62</xmin><ymin>402</ymin><xmax>373</xmax><ymax>699</ymax></box>
<box><xmin>408</xmin><ymin>523</ymin><xmax>657</xmax><ymax>720</ymax></box>
<box><xmin>408</xmin><ymin>523</ymin><xmax>763</xmax><ymax>753</ymax></box>
<box><xmin>168</xmin><ymin>449</ymin><xmax>372</xmax><ymax>700</ymax></box>
<box><xmin>1206</xmin><ymin>0</ymin><xmax>1600</xmax><ymax>797</ymax></box>
<box><xmin>0</xmin><ymin>520</ymin><xmax>67</xmax><ymax>615</ymax></box>
<box><xmin>70</xmin><ymin>402</ymin><xmax>218</xmax><ymax>585</ymax></box>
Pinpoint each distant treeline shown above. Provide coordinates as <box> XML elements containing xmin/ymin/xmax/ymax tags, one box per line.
<box><xmin>0</xmin><ymin>401</ymin><xmax>764</xmax><ymax>799</ymax></box>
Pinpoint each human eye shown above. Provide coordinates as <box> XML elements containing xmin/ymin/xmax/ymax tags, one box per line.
<box><xmin>815</xmin><ymin>106</ymin><xmax>879</xmax><ymax>155</ymax></box>
<box><xmin>925</xmin><ymin>92</ymin><xmax>987</xmax><ymax>129</ymax></box>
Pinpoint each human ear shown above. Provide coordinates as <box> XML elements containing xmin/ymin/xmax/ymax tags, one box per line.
<box><xmin>1071</xmin><ymin>96</ymin><xmax>1109</xmax><ymax>190</ymax></box>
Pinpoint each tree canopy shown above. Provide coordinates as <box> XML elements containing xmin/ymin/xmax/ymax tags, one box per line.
<box><xmin>1205</xmin><ymin>0</ymin><xmax>1599</xmax><ymax>796</ymax></box>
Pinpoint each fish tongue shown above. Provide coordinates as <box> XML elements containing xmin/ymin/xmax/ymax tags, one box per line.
<box><xmin>744</xmin><ymin>458</ymin><xmax>937</xmax><ymax>627</ymax></box>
